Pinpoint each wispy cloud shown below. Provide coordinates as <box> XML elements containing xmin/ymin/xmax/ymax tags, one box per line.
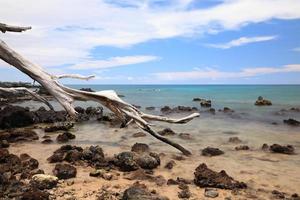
<box><xmin>292</xmin><ymin>47</ymin><xmax>300</xmax><ymax>52</ymax></box>
<box><xmin>207</xmin><ymin>35</ymin><xmax>277</xmax><ymax>49</ymax></box>
<box><xmin>69</xmin><ymin>55</ymin><xmax>159</xmax><ymax>70</ymax></box>
<box><xmin>1</xmin><ymin>0</ymin><xmax>300</xmax><ymax>68</ymax></box>
<box><xmin>154</xmin><ymin>64</ymin><xmax>300</xmax><ymax>81</ymax></box>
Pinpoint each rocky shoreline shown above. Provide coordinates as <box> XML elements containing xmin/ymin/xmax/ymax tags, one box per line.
<box><xmin>1</xmin><ymin>89</ymin><xmax>300</xmax><ymax>199</ymax></box>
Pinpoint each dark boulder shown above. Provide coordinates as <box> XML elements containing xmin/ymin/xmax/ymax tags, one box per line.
<box><xmin>145</xmin><ymin>106</ymin><xmax>155</xmax><ymax>111</ymax></box>
<box><xmin>20</xmin><ymin>188</ymin><xmax>50</xmax><ymax>200</ymax></box>
<box><xmin>56</xmin><ymin>133</ymin><xmax>69</xmax><ymax>143</ymax></box>
<box><xmin>255</xmin><ymin>96</ymin><xmax>272</xmax><ymax>106</ymax></box>
<box><xmin>283</xmin><ymin>118</ymin><xmax>300</xmax><ymax>126</ymax></box>
<box><xmin>200</xmin><ymin>99</ymin><xmax>211</xmax><ymax>107</ymax></box>
<box><xmin>0</xmin><ymin>106</ymin><xmax>36</xmax><ymax>129</ymax></box>
<box><xmin>160</xmin><ymin>106</ymin><xmax>172</xmax><ymax>113</ymax></box>
<box><xmin>80</xmin><ymin>88</ymin><xmax>95</xmax><ymax>92</ymax></box>
<box><xmin>194</xmin><ymin>163</ymin><xmax>247</xmax><ymax>189</ymax></box>
<box><xmin>41</xmin><ymin>139</ymin><xmax>53</xmax><ymax>144</ymax></box>
<box><xmin>270</xmin><ymin>144</ymin><xmax>295</xmax><ymax>155</ymax></box>
<box><xmin>74</xmin><ymin>106</ymin><xmax>85</xmax><ymax>114</ymax></box>
<box><xmin>114</xmin><ymin>152</ymin><xmax>139</xmax><ymax>172</ymax></box>
<box><xmin>136</xmin><ymin>153</ymin><xmax>160</xmax><ymax>170</ymax></box>
<box><xmin>52</xmin><ymin>163</ymin><xmax>77</xmax><ymax>179</ymax></box>
<box><xmin>201</xmin><ymin>147</ymin><xmax>224</xmax><ymax>157</ymax></box>
<box><xmin>122</xmin><ymin>183</ymin><xmax>169</xmax><ymax>200</ymax></box>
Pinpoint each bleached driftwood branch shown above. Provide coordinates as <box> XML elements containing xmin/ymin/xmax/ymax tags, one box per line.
<box><xmin>53</xmin><ymin>74</ymin><xmax>95</xmax><ymax>80</ymax></box>
<box><xmin>0</xmin><ymin>24</ymin><xmax>200</xmax><ymax>155</ymax></box>
<box><xmin>0</xmin><ymin>23</ymin><xmax>31</xmax><ymax>33</ymax></box>
<box><xmin>0</xmin><ymin>87</ymin><xmax>54</xmax><ymax>110</ymax></box>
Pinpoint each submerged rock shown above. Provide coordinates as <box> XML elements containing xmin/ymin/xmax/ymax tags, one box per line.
<box><xmin>158</xmin><ymin>128</ymin><xmax>176</xmax><ymax>136</ymax></box>
<box><xmin>255</xmin><ymin>96</ymin><xmax>272</xmax><ymax>106</ymax></box>
<box><xmin>270</xmin><ymin>144</ymin><xmax>295</xmax><ymax>155</ymax></box>
<box><xmin>164</xmin><ymin>160</ymin><xmax>176</xmax><ymax>170</ymax></box>
<box><xmin>194</xmin><ymin>163</ymin><xmax>247</xmax><ymax>190</ymax></box>
<box><xmin>132</xmin><ymin>132</ymin><xmax>147</xmax><ymax>138</ymax></box>
<box><xmin>52</xmin><ymin>163</ymin><xmax>77</xmax><ymax>179</ymax></box>
<box><xmin>283</xmin><ymin>118</ymin><xmax>300</xmax><ymax>126</ymax></box>
<box><xmin>44</xmin><ymin>122</ymin><xmax>74</xmax><ymax>132</ymax></box>
<box><xmin>202</xmin><ymin>147</ymin><xmax>224</xmax><ymax>157</ymax></box>
<box><xmin>235</xmin><ymin>145</ymin><xmax>250</xmax><ymax>151</ymax></box>
<box><xmin>200</xmin><ymin>99</ymin><xmax>212</xmax><ymax>108</ymax></box>
<box><xmin>145</xmin><ymin>106</ymin><xmax>155</xmax><ymax>111</ymax></box>
<box><xmin>178</xmin><ymin>133</ymin><xmax>192</xmax><ymax>140</ymax></box>
<box><xmin>228</xmin><ymin>137</ymin><xmax>242</xmax><ymax>143</ymax></box>
<box><xmin>131</xmin><ymin>143</ymin><xmax>150</xmax><ymax>153</ymax></box>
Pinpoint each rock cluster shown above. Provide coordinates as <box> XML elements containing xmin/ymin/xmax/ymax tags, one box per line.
<box><xmin>0</xmin><ymin>149</ymin><xmax>48</xmax><ymax>199</ymax></box>
<box><xmin>0</xmin><ymin>105</ymin><xmax>104</xmax><ymax>129</ymax></box>
<box><xmin>47</xmin><ymin>145</ymin><xmax>106</xmax><ymax>168</ymax></box>
<box><xmin>160</xmin><ymin>105</ymin><xmax>198</xmax><ymax>114</ymax></box>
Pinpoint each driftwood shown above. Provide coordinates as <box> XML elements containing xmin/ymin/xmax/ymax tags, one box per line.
<box><xmin>0</xmin><ymin>23</ymin><xmax>200</xmax><ymax>155</ymax></box>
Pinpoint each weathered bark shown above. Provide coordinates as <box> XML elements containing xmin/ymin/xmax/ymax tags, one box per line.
<box><xmin>0</xmin><ymin>23</ymin><xmax>200</xmax><ymax>155</ymax></box>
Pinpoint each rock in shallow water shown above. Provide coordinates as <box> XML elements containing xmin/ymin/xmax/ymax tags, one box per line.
<box><xmin>158</xmin><ymin>128</ymin><xmax>176</xmax><ymax>136</ymax></box>
<box><xmin>131</xmin><ymin>143</ymin><xmax>150</xmax><ymax>153</ymax></box>
<box><xmin>194</xmin><ymin>163</ymin><xmax>247</xmax><ymax>190</ymax></box>
<box><xmin>202</xmin><ymin>147</ymin><xmax>224</xmax><ymax>157</ymax></box>
<box><xmin>283</xmin><ymin>118</ymin><xmax>300</xmax><ymax>126</ymax></box>
<box><xmin>270</xmin><ymin>144</ymin><xmax>295</xmax><ymax>155</ymax></box>
<box><xmin>255</xmin><ymin>96</ymin><xmax>272</xmax><ymax>106</ymax></box>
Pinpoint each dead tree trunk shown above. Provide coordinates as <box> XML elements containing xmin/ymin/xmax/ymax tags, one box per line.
<box><xmin>0</xmin><ymin>23</ymin><xmax>200</xmax><ymax>156</ymax></box>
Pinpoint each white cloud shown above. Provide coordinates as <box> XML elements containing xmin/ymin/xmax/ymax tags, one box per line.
<box><xmin>69</xmin><ymin>55</ymin><xmax>159</xmax><ymax>70</ymax></box>
<box><xmin>0</xmin><ymin>0</ymin><xmax>300</xmax><ymax>69</ymax></box>
<box><xmin>208</xmin><ymin>35</ymin><xmax>277</xmax><ymax>49</ymax></box>
<box><xmin>154</xmin><ymin>64</ymin><xmax>300</xmax><ymax>80</ymax></box>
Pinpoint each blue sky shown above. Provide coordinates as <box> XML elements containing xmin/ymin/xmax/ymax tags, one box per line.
<box><xmin>0</xmin><ymin>0</ymin><xmax>300</xmax><ymax>84</ymax></box>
